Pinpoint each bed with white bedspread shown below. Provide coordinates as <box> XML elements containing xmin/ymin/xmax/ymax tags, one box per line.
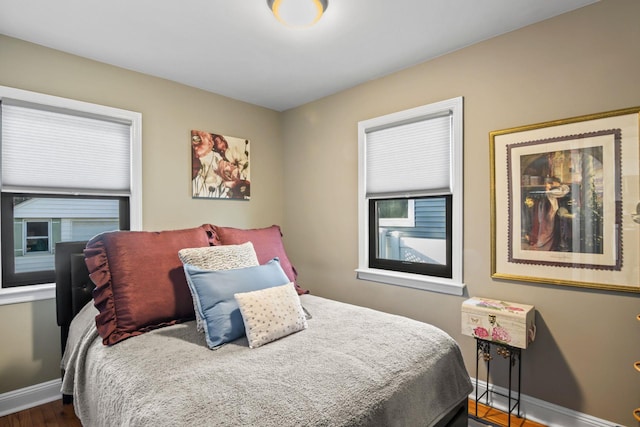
<box><xmin>62</xmin><ymin>295</ymin><xmax>471</xmax><ymax>426</ymax></box>
<box><xmin>55</xmin><ymin>226</ymin><xmax>472</xmax><ymax>427</ymax></box>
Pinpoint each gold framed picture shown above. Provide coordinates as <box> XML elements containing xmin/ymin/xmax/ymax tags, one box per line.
<box><xmin>490</xmin><ymin>107</ymin><xmax>640</xmax><ymax>293</ymax></box>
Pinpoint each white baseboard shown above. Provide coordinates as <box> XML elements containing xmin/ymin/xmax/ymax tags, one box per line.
<box><xmin>0</xmin><ymin>379</ymin><xmax>62</xmax><ymax>417</ymax></box>
<box><xmin>470</xmin><ymin>378</ymin><xmax>623</xmax><ymax>427</ymax></box>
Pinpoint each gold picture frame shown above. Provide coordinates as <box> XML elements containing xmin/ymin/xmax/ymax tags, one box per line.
<box><xmin>490</xmin><ymin>107</ymin><xmax>640</xmax><ymax>293</ymax></box>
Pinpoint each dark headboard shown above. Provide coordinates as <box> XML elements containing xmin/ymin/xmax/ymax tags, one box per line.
<box><xmin>55</xmin><ymin>241</ymin><xmax>93</xmax><ymax>356</ymax></box>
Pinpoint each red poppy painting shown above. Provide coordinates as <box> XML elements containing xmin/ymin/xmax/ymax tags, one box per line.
<box><xmin>191</xmin><ymin>130</ymin><xmax>250</xmax><ymax>200</ymax></box>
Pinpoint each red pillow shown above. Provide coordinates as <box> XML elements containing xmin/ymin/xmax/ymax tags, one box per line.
<box><xmin>206</xmin><ymin>224</ymin><xmax>308</xmax><ymax>295</ymax></box>
<box><xmin>85</xmin><ymin>226</ymin><xmax>211</xmax><ymax>345</ymax></box>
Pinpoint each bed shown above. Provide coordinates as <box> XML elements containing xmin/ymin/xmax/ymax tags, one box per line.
<box><xmin>55</xmin><ymin>225</ymin><xmax>472</xmax><ymax>427</ymax></box>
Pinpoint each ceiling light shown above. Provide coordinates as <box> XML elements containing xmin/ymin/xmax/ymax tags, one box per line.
<box><xmin>267</xmin><ymin>0</ymin><xmax>328</xmax><ymax>28</ymax></box>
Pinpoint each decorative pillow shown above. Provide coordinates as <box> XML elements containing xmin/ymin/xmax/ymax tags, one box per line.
<box><xmin>178</xmin><ymin>242</ymin><xmax>259</xmax><ymax>332</ymax></box>
<box><xmin>183</xmin><ymin>258</ymin><xmax>291</xmax><ymax>349</ymax></box>
<box><xmin>205</xmin><ymin>224</ymin><xmax>308</xmax><ymax>295</ymax></box>
<box><xmin>85</xmin><ymin>226</ymin><xmax>211</xmax><ymax>346</ymax></box>
<box><xmin>235</xmin><ymin>283</ymin><xmax>308</xmax><ymax>349</ymax></box>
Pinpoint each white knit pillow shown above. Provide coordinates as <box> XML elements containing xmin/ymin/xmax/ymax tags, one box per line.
<box><xmin>179</xmin><ymin>242</ymin><xmax>259</xmax><ymax>332</ymax></box>
<box><xmin>235</xmin><ymin>283</ymin><xmax>307</xmax><ymax>348</ymax></box>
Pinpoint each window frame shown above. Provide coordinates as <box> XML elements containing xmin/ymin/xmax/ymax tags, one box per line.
<box><xmin>356</xmin><ymin>97</ymin><xmax>465</xmax><ymax>295</ymax></box>
<box><xmin>0</xmin><ymin>85</ymin><xmax>142</xmax><ymax>305</ymax></box>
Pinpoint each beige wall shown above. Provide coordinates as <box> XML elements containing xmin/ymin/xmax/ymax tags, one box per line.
<box><xmin>281</xmin><ymin>0</ymin><xmax>640</xmax><ymax>425</ymax></box>
<box><xmin>1</xmin><ymin>0</ymin><xmax>639</xmax><ymax>425</ymax></box>
<box><xmin>0</xmin><ymin>299</ymin><xmax>60</xmax><ymax>393</ymax></box>
<box><xmin>0</xmin><ymin>36</ymin><xmax>284</xmax><ymax>392</ymax></box>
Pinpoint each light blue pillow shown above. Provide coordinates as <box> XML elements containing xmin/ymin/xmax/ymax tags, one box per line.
<box><xmin>183</xmin><ymin>258</ymin><xmax>291</xmax><ymax>349</ymax></box>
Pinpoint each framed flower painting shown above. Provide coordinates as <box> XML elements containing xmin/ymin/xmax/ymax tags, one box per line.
<box><xmin>191</xmin><ymin>130</ymin><xmax>250</xmax><ymax>200</ymax></box>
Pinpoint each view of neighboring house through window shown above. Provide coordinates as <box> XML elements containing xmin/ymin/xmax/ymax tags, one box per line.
<box><xmin>0</xmin><ymin>86</ymin><xmax>141</xmax><ymax>291</ymax></box>
<box><xmin>357</xmin><ymin>97</ymin><xmax>464</xmax><ymax>295</ymax></box>
<box><xmin>378</xmin><ymin>199</ymin><xmax>414</xmax><ymax>227</ymax></box>
<box><xmin>6</xmin><ymin>196</ymin><xmax>123</xmax><ymax>277</ymax></box>
<box><xmin>372</xmin><ymin>196</ymin><xmax>450</xmax><ymax>276</ymax></box>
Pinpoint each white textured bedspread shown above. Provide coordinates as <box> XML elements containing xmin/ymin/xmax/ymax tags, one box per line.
<box><xmin>62</xmin><ymin>295</ymin><xmax>472</xmax><ymax>427</ymax></box>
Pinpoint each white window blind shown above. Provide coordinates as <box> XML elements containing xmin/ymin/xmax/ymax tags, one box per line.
<box><xmin>1</xmin><ymin>100</ymin><xmax>131</xmax><ymax>195</ymax></box>
<box><xmin>365</xmin><ymin>112</ymin><xmax>452</xmax><ymax>197</ymax></box>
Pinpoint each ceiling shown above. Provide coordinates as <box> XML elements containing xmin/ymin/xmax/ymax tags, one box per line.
<box><xmin>0</xmin><ymin>0</ymin><xmax>597</xmax><ymax>111</ymax></box>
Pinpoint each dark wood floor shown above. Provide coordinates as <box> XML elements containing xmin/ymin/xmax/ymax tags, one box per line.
<box><xmin>0</xmin><ymin>399</ymin><xmax>81</xmax><ymax>427</ymax></box>
<box><xmin>0</xmin><ymin>399</ymin><xmax>546</xmax><ymax>427</ymax></box>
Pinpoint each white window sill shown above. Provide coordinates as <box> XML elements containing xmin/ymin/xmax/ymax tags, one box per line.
<box><xmin>0</xmin><ymin>283</ymin><xmax>55</xmax><ymax>306</ymax></box>
<box><xmin>355</xmin><ymin>268</ymin><xmax>465</xmax><ymax>296</ymax></box>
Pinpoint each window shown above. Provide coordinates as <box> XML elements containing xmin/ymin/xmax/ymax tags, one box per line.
<box><xmin>0</xmin><ymin>85</ymin><xmax>142</xmax><ymax>304</ymax></box>
<box><xmin>25</xmin><ymin>220</ymin><xmax>51</xmax><ymax>254</ymax></box>
<box><xmin>357</xmin><ymin>97</ymin><xmax>464</xmax><ymax>295</ymax></box>
<box><xmin>370</xmin><ymin>195</ymin><xmax>451</xmax><ymax>278</ymax></box>
<box><xmin>1</xmin><ymin>194</ymin><xmax>129</xmax><ymax>288</ymax></box>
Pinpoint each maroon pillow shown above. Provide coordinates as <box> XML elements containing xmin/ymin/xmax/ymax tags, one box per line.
<box><xmin>206</xmin><ymin>224</ymin><xmax>308</xmax><ymax>295</ymax></box>
<box><xmin>85</xmin><ymin>226</ymin><xmax>210</xmax><ymax>345</ymax></box>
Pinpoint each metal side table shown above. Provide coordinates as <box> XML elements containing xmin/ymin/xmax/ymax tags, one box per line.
<box><xmin>475</xmin><ymin>338</ymin><xmax>522</xmax><ymax>427</ymax></box>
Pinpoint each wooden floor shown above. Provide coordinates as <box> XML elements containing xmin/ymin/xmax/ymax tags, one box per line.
<box><xmin>0</xmin><ymin>399</ymin><xmax>81</xmax><ymax>427</ymax></box>
<box><xmin>470</xmin><ymin>400</ymin><xmax>547</xmax><ymax>427</ymax></box>
<box><xmin>0</xmin><ymin>399</ymin><xmax>546</xmax><ymax>427</ymax></box>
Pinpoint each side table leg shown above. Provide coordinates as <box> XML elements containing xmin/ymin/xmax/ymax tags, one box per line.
<box><xmin>486</xmin><ymin>343</ymin><xmax>491</xmax><ymax>406</ymax></box>
<box><xmin>518</xmin><ymin>350</ymin><xmax>522</xmax><ymax>418</ymax></box>
<box><xmin>508</xmin><ymin>349</ymin><xmax>513</xmax><ymax>427</ymax></box>
<box><xmin>475</xmin><ymin>339</ymin><xmax>479</xmax><ymax>417</ymax></box>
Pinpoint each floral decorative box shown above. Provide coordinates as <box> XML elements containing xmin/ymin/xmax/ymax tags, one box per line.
<box><xmin>461</xmin><ymin>297</ymin><xmax>536</xmax><ymax>349</ymax></box>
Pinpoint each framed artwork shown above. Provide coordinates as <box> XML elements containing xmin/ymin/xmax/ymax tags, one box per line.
<box><xmin>490</xmin><ymin>107</ymin><xmax>640</xmax><ymax>293</ymax></box>
<box><xmin>191</xmin><ymin>130</ymin><xmax>250</xmax><ymax>200</ymax></box>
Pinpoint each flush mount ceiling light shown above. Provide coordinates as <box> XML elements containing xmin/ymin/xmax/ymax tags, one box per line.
<box><xmin>267</xmin><ymin>0</ymin><xmax>328</xmax><ymax>28</ymax></box>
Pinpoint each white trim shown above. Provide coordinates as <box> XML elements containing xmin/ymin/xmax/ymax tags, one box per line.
<box><xmin>470</xmin><ymin>378</ymin><xmax>620</xmax><ymax>427</ymax></box>
<box><xmin>129</xmin><ymin>105</ymin><xmax>143</xmax><ymax>230</ymax></box>
<box><xmin>0</xmin><ymin>379</ymin><xmax>62</xmax><ymax>417</ymax></box>
<box><xmin>356</xmin><ymin>268</ymin><xmax>465</xmax><ymax>295</ymax></box>
<box><xmin>357</xmin><ymin>96</ymin><xmax>464</xmax><ymax>294</ymax></box>
<box><xmin>0</xmin><ymin>282</ymin><xmax>55</xmax><ymax>305</ymax></box>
